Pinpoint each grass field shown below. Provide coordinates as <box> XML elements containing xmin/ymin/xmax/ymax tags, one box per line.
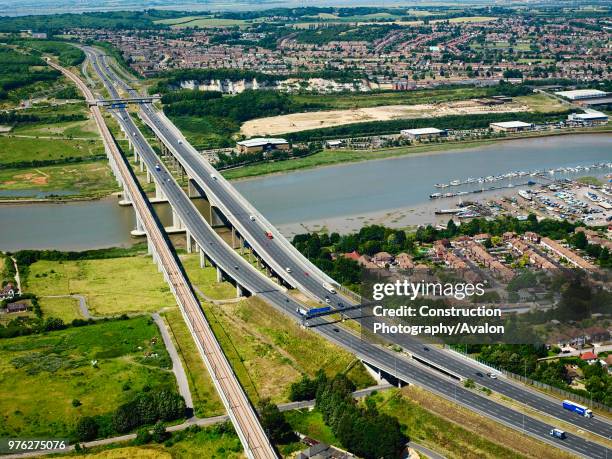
<box><xmin>180</xmin><ymin>254</ymin><xmax>237</xmax><ymax>300</ymax></box>
<box><xmin>381</xmin><ymin>387</ymin><xmax>575</xmax><ymax>459</ymax></box>
<box><xmin>25</xmin><ymin>256</ymin><xmax>175</xmax><ymax>316</ymax></box>
<box><xmin>10</xmin><ymin>118</ymin><xmax>99</xmax><ymax>139</ymax></box>
<box><xmin>291</xmin><ymin>86</ymin><xmax>502</xmax><ymax>110</ymax></box>
<box><xmin>285</xmin><ymin>409</ymin><xmax>338</xmax><ymax>445</ymax></box>
<box><xmin>163</xmin><ymin>308</ymin><xmax>224</xmax><ymax>418</ymax></box>
<box><xmin>155</xmin><ymin>16</ymin><xmax>247</xmax><ymax>28</ymax></box>
<box><xmin>200</xmin><ymin>296</ymin><xmax>374</xmax><ymax>404</ymax></box>
<box><xmin>0</xmin><ymin>136</ymin><xmax>104</xmax><ymax>165</ymax></box>
<box><xmin>39</xmin><ymin>296</ymin><xmax>83</xmax><ymax>322</ymax></box>
<box><xmin>516</xmin><ymin>93</ymin><xmax>567</xmax><ymax>113</ymax></box>
<box><xmin>0</xmin><ymin>317</ymin><xmax>176</xmax><ymax>438</ymax></box>
<box><xmin>0</xmin><ymin>160</ymin><xmax>119</xmax><ymax>198</ymax></box>
<box><xmin>55</xmin><ymin>424</ymin><xmax>243</xmax><ymax>458</ymax></box>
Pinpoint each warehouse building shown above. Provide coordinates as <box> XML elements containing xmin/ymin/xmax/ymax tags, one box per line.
<box><xmin>236</xmin><ymin>137</ymin><xmax>290</xmax><ymax>154</ymax></box>
<box><xmin>489</xmin><ymin>121</ymin><xmax>533</xmax><ymax>133</ymax></box>
<box><xmin>567</xmin><ymin>110</ymin><xmax>608</xmax><ymax>125</ymax></box>
<box><xmin>400</xmin><ymin>127</ymin><xmax>444</xmax><ymax>140</ymax></box>
<box><xmin>554</xmin><ymin>89</ymin><xmax>609</xmax><ymax>101</ymax></box>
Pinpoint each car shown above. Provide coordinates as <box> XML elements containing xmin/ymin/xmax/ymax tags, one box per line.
<box><xmin>550</xmin><ymin>428</ymin><xmax>566</xmax><ymax>440</ymax></box>
<box><xmin>155</xmin><ymin>163</ymin><xmax>161</xmax><ymax>171</ymax></box>
<box><xmin>210</xmin><ymin>174</ymin><xmax>217</xmax><ymax>180</ymax></box>
<box><xmin>249</xmin><ymin>215</ymin><xmax>255</xmax><ymax>221</ymax></box>
<box><xmin>178</xmin><ymin>140</ymin><xmax>183</xmax><ymax>144</ymax></box>
<box><xmin>132</xmin><ymin>132</ymin><xmax>136</xmax><ymax>136</ymax></box>
<box><xmin>265</xmin><ymin>232</ymin><xmax>273</xmax><ymax>240</ymax></box>
<box><xmin>486</xmin><ymin>372</ymin><xmax>497</xmax><ymax>379</ymax></box>
<box><xmin>423</xmin><ymin>346</ymin><xmax>430</xmax><ymax>351</ymax></box>
<box><xmin>476</xmin><ymin>372</ymin><xmax>484</xmax><ymax>377</ymax></box>
<box><xmin>333</xmin><ymin>328</ymin><xmax>340</xmax><ymax>332</ymax></box>
<box><xmin>285</xmin><ymin>267</ymin><xmax>292</xmax><ymax>273</ymax></box>
<box><xmin>234</xmin><ymin>265</ymin><xmax>239</xmax><ymax>270</ymax></box>
<box><xmin>325</xmin><ymin>297</ymin><xmax>331</xmax><ymax>304</ymax></box>
<box><xmin>338</xmin><ymin>303</ymin><xmax>344</xmax><ymax>309</ymax></box>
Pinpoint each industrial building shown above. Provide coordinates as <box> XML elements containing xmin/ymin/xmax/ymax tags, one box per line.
<box><xmin>400</xmin><ymin>127</ymin><xmax>444</xmax><ymax>140</ymax></box>
<box><xmin>567</xmin><ymin>110</ymin><xmax>609</xmax><ymax>125</ymax></box>
<box><xmin>236</xmin><ymin>137</ymin><xmax>290</xmax><ymax>154</ymax></box>
<box><xmin>554</xmin><ymin>89</ymin><xmax>609</xmax><ymax>101</ymax></box>
<box><xmin>489</xmin><ymin>121</ymin><xmax>533</xmax><ymax>133</ymax></box>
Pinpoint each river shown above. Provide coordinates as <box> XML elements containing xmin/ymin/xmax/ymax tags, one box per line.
<box><xmin>0</xmin><ymin>134</ymin><xmax>610</xmax><ymax>250</ymax></box>
<box><xmin>233</xmin><ymin>134</ymin><xmax>612</xmax><ymax>236</ymax></box>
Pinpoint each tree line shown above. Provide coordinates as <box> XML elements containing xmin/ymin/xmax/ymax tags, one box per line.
<box><xmin>284</xmin><ymin>108</ymin><xmax>571</xmax><ymax>142</ymax></box>
<box><xmin>75</xmin><ymin>390</ymin><xmax>186</xmax><ymax>442</ymax></box>
<box><xmin>287</xmin><ymin>371</ymin><xmax>407</xmax><ymax>459</ymax></box>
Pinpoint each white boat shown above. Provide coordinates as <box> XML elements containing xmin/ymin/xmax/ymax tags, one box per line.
<box><xmin>449</xmin><ymin>180</ymin><xmax>461</xmax><ymax>186</ymax></box>
<box><xmin>518</xmin><ymin>190</ymin><xmax>532</xmax><ymax>200</ymax></box>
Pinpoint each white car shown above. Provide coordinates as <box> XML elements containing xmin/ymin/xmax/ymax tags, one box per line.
<box><xmin>285</xmin><ymin>267</ymin><xmax>292</xmax><ymax>273</ymax></box>
<box><xmin>210</xmin><ymin>174</ymin><xmax>217</xmax><ymax>180</ymax></box>
<box><xmin>178</xmin><ymin>140</ymin><xmax>183</xmax><ymax>144</ymax></box>
<box><xmin>249</xmin><ymin>215</ymin><xmax>255</xmax><ymax>221</ymax></box>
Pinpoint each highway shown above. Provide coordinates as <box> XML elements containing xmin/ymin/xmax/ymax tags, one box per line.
<box><xmin>85</xmin><ymin>47</ymin><xmax>612</xmax><ymax>458</ymax></box>
<box><xmin>56</xmin><ymin>53</ymin><xmax>278</xmax><ymax>459</ymax></box>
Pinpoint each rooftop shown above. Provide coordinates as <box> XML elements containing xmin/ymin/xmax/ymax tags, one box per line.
<box><xmin>490</xmin><ymin>121</ymin><xmax>533</xmax><ymax>128</ymax></box>
<box><xmin>237</xmin><ymin>137</ymin><xmax>288</xmax><ymax>148</ymax></box>
<box><xmin>401</xmin><ymin>127</ymin><xmax>444</xmax><ymax>135</ymax></box>
<box><xmin>555</xmin><ymin>89</ymin><xmax>608</xmax><ymax>100</ymax></box>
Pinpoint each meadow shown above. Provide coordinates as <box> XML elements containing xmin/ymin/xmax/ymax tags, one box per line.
<box><xmin>0</xmin><ymin>317</ymin><xmax>176</xmax><ymax>438</ymax></box>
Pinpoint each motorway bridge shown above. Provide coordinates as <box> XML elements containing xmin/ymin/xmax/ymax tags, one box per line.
<box><xmin>82</xmin><ymin>47</ymin><xmax>611</xmax><ymax>459</ymax></box>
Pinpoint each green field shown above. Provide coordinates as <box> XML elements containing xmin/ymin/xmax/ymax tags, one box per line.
<box><xmin>26</xmin><ymin>257</ymin><xmax>174</xmax><ymax>316</ymax></box>
<box><xmin>0</xmin><ymin>160</ymin><xmax>118</xmax><ymax>198</ymax></box>
<box><xmin>516</xmin><ymin>93</ymin><xmax>567</xmax><ymax>113</ymax></box>
<box><xmin>0</xmin><ymin>136</ymin><xmax>103</xmax><ymax>165</ymax></box>
<box><xmin>163</xmin><ymin>308</ymin><xmax>224</xmax><ymax>418</ymax></box>
<box><xmin>0</xmin><ymin>317</ymin><xmax>176</xmax><ymax>438</ymax></box>
<box><xmin>200</xmin><ymin>296</ymin><xmax>374</xmax><ymax>404</ymax></box>
<box><xmin>291</xmin><ymin>85</ymin><xmax>498</xmax><ymax>110</ymax></box>
<box><xmin>155</xmin><ymin>16</ymin><xmax>247</xmax><ymax>28</ymax></box>
<box><xmin>39</xmin><ymin>296</ymin><xmax>83</xmax><ymax>322</ymax></box>
<box><xmin>55</xmin><ymin>423</ymin><xmax>242</xmax><ymax>458</ymax></box>
<box><xmin>181</xmin><ymin>254</ymin><xmax>237</xmax><ymax>300</ymax></box>
<box><xmin>10</xmin><ymin>118</ymin><xmax>99</xmax><ymax>139</ymax></box>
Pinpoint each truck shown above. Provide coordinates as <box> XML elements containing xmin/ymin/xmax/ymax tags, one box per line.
<box><xmin>322</xmin><ymin>282</ymin><xmax>337</xmax><ymax>294</ymax></box>
<box><xmin>297</xmin><ymin>306</ymin><xmax>332</xmax><ymax>318</ymax></box>
<box><xmin>562</xmin><ymin>400</ymin><xmax>593</xmax><ymax>418</ymax></box>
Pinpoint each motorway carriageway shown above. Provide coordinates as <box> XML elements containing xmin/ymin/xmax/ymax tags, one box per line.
<box><xmin>88</xmin><ymin>48</ymin><xmax>611</xmax><ymax>459</ymax></box>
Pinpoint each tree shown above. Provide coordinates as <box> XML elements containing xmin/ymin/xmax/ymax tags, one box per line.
<box><xmin>258</xmin><ymin>398</ymin><xmax>295</xmax><ymax>444</ymax></box>
<box><xmin>152</xmin><ymin>421</ymin><xmax>167</xmax><ymax>443</ymax></box>
<box><xmin>134</xmin><ymin>427</ymin><xmax>152</xmax><ymax>445</ymax></box>
<box><xmin>75</xmin><ymin>416</ymin><xmax>99</xmax><ymax>442</ymax></box>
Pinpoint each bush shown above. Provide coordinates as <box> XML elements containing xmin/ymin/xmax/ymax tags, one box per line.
<box><xmin>134</xmin><ymin>427</ymin><xmax>152</xmax><ymax>445</ymax></box>
<box><xmin>75</xmin><ymin>416</ymin><xmax>99</xmax><ymax>441</ymax></box>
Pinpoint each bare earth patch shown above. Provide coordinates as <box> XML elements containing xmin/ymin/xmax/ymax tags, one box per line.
<box><xmin>241</xmin><ymin>99</ymin><xmax>530</xmax><ymax>136</ymax></box>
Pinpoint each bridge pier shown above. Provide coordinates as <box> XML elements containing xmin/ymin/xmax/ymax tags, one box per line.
<box><xmin>236</xmin><ymin>284</ymin><xmax>244</xmax><ymax>298</ymax></box>
<box><xmin>146</xmin><ymin>169</ymin><xmax>152</xmax><ymax>184</ymax></box>
<box><xmin>199</xmin><ymin>250</ymin><xmax>207</xmax><ymax>268</ymax></box>
<box><xmin>131</xmin><ymin>216</ymin><xmax>146</xmax><ymax>237</ymax></box>
<box><xmin>216</xmin><ymin>266</ymin><xmax>223</xmax><ymax>283</ymax></box>
<box><xmin>172</xmin><ymin>210</ymin><xmax>183</xmax><ymax>230</ymax></box>
<box><xmin>186</xmin><ymin>231</ymin><xmax>192</xmax><ymax>254</ymax></box>
<box><xmin>155</xmin><ymin>182</ymin><xmax>166</xmax><ymax>201</ymax></box>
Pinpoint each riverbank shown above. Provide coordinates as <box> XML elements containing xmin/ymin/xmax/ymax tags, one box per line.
<box><xmin>224</xmin><ymin>127</ymin><xmax>612</xmax><ymax>181</ymax></box>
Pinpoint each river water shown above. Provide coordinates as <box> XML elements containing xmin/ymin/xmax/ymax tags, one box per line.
<box><xmin>1</xmin><ymin>134</ymin><xmax>610</xmax><ymax>250</ymax></box>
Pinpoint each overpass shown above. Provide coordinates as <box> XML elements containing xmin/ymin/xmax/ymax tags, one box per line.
<box><xmin>85</xmin><ymin>47</ymin><xmax>612</xmax><ymax>458</ymax></box>
<box><xmin>93</xmin><ymin>96</ymin><xmax>160</xmax><ymax>107</ymax></box>
<box><xmin>52</xmin><ymin>55</ymin><xmax>278</xmax><ymax>459</ymax></box>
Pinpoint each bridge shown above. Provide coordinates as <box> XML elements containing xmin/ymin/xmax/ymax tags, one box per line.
<box><xmin>56</xmin><ymin>54</ymin><xmax>278</xmax><ymax>459</ymax></box>
<box><xmin>82</xmin><ymin>47</ymin><xmax>612</xmax><ymax>459</ymax></box>
<box><xmin>92</xmin><ymin>96</ymin><xmax>160</xmax><ymax>107</ymax></box>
